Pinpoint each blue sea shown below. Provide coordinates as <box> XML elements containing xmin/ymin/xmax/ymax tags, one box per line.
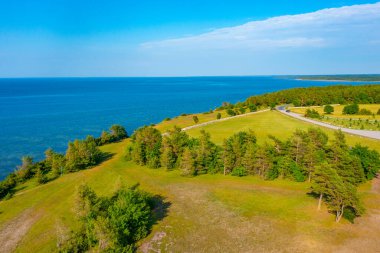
<box><xmin>0</xmin><ymin>76</ymin><xmax>377</xmax><ymax>179</ymax></box>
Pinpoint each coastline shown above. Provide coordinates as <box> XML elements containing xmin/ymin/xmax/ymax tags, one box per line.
<box><xmin>295</xmin><ymin>78</ymin><xmax>380</xmax><ymax>82</ymax></box>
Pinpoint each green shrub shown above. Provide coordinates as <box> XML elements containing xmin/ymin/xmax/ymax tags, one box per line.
<box><xmin>305</xmin><ymin>109</ymin><xmax>320</xmax><ymax>119</ymax></box>
<box><xmin>226</xmin><ymin>109</ymin><xmax>236</xmax><ymax>116</ymax></box>
<box><xmin>324</xmin><ymin>105</ymin><xmax>334</xmax><ymax>114</ymax></box>
<box><xmin>216</xmin><ymin>113</ymin><xmax>222</xmax><ymax>120</ymax></box>
<box><xmin>231</xmin><ymin>167</ymin><xmax>248</xmax><ymax>177</ymax></box>
<box><xmin>358</xmin><ymin>108</ymin><xmax>372</xmax><ymax>115</ymax></box>
<box><xmin>248</xmin><ymin>104</ymin><xmax>257</xmax><ymax>112</ymax></box>
<box><xmin>343</xmin><ymin>104</ymin><xmax>359</xmax><ymax>115</ymax></box>
<box><xmin>59</xmin><ymin>185</ymin><xmax>154</xmax><ymax>252</ymax></box>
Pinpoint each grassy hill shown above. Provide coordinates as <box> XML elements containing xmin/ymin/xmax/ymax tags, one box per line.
<box><xmin>1</xmin><ymin>110</ymin><xmax>380</xmax><ymax>252</ymax></box>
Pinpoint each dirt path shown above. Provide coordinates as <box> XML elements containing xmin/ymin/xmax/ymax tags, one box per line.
<box><xmin>278</xmin><ymin>109</ymin><xmax>380</xmax><ymax>140</ymax></box>
<box><xmin>0</xmin><ymin>208</ymin><xmax>41</xmax><ymax>253</ymax></box>
<box><xmin>181</xmin><ymin>109</ymin><xmax>270</xmax><ymax>132</ymax></box>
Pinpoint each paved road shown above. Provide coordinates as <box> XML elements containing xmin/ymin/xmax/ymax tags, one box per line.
<box><xmin>277</xmin><ymin>108</ymin><xmax>380</xmax><ymax>140</ymax></box>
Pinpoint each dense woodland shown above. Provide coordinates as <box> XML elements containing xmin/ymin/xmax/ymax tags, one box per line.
<box><xmin>126</xmin><ymin>126</ymin><xmax>380</xmax><ymax>222</ymax></box>
<box><xmin>0</xmin><ymin>125</ymin><xmax>128</xmax><ymax>200</ymax></box>
<box><xmin>294</xmin><ymin>75</ymin><xmax>380</xmax><ymax>82</ymax></box>
<box><xmin>240</xmin><ymin>85</ymin><xmax>380</xmax><ymax>108</ymax></box>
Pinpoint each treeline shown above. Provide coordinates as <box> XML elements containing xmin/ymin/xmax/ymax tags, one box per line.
<box><xmin>0</xmin><ymin>125</ymin><xmax>128</xmax><ymax>200</ymax></box>
<box><xmin>58</xmin><ymin>184</ymin><xmax>156</xmax><ymax>252</ymax></box>
<box><xmin>126</xmin><ymin>126</ymin><xmax>380</xmax><ymax>222</ymax></box>
<box><xmin>242</xmin><ymin>85</ymin><xmax>380</xmax><ymax>107</ymax></box>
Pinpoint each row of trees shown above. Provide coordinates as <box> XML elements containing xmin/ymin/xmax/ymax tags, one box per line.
<box><xmin>58</xmin><ymin>184</ymin><xmax>155</xmax><ymax>252</ymax></box>
<box><xmin>0</xmin><ymin>125</ymin><xmax>128</xmax><ymax>200</ymax></box>
<box><xmin>126</xmin><ymin>126</ymin><xmax>380</xmax><ymax>222</ymax></box>
<box><xmin>244</xmin><ymin>85</ymin><xmax>380</xmax><ymax>107</ymax></box>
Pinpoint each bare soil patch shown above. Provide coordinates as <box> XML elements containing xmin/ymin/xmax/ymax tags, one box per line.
<box><xmin>0</xmin><ymin>208</ymin><xmax>41</xmax><ymax>253</ymax></box>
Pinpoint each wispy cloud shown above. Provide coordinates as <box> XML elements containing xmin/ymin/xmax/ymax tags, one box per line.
<box><xmin>141</xmin><ymin>2</ymin><xmax>380</xmax><ymax>51</ymax></box>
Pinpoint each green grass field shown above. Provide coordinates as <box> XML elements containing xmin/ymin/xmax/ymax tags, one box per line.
<box><xmin>186</xmin><ymin>110</ymin><xmax>380</xmax><ymax>150</ymax></box>
<box><xmin>289</xmin><ymin>104</ymin><xmax>380</xmax><ymax>131</ymax></box>
<box><xmin>1</xmin><ymin>110</ymin><xmax>380</xmax><ymax>252</ymax></box>
<box><xmin>155</xmin><ymin>109</ymin><xmax>229</xmax><ymax>133</ymax></box>
<box><xmin>290</xmin><ymin>104</ymin><xmax>380</xmax><ymax>119</ymax></box>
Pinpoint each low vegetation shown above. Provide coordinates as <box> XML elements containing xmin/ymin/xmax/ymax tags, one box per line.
<box><xmin>0</xmin><ymin>125</ymin><xmax>128</xmax><ymax>200</ymax></box>
<box><xmin>290</xmin><ymin>104</ymin><xmax>380</xmax><ymax>130</ymax></box>
<box><xmin>58</xmin><ymin>184</ymin><xmax>155</xmax><ymax>252</ymax></box>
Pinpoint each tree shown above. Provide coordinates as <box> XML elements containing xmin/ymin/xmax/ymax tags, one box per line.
<box><xmin>311</xmin><ymin>162</ymin><xmax>363</xmax><ymax>222</ymax></box>
<box><xmin>110</xmin><ymin>124</ymin><xmax>128</xmax><ymax>141</ymax></box>
<box><xmin>305</xmin><ymin>109</ymin><xmax>320</xmax><ymax>119</ymax></box>
<box><xmin>226</xmin><ymin>109</ymin><xmax>236</xmax><ymax>116</ymax></box>
<box><xmin>193</xmin><ymin>115</ymin><xmax>199</xmax><ymax>124</ymax></box>
<box><xmin>65</xmin><ymin>137</ymin><xmax>102</xmax><ymax>172</ymax></box>
<box><xmin>130</xmin><ymin>126</ymin><xmax>162</xmax><ymax>168</ymax></box>
<box><xmin>343</xmin><ymin>104</ymin><xmax>359</xmax><ymax>115</ymax></box>
<box><xmin>324</xmin><ymin>105</ymin><xmax>334</xmax><ymax>114</ymax></box>
<box><xmin>99</xmin><ymin>130</ymin><xmax>113</xmax><ymax>145</ymax></box>
<box><xmin>292</xmin><ymin>99</ymin><xmax>301</xmax><ymax>107</ymax></box>
<box><xmin>195</xmin><ymin>130</ymin><xmax>220</xmax><ymax>174</ymax></box>
<box><xmin>242</xmin><ymin>142</ymin><xmax>257</xmax><ymax>174</ymax></box>
<box><xmin>239</xmin><ymin>107</ymin><xmax>246</xmax><ymax>114</ymax></box>
<box><xmin>328</xmin><ymin>130</ymin><xmax>365</xmax><ymax>185</ymax></box>
<box><xmin>289</xmin><ymin>130</ymin><xmax>308</xmax><ymax>166</ymax></box>
<box><xmin>160</xmin><ymin>136</ymin><xmax>176</xmax><ymax>169</ymax></box>
<box><xmin>180</xmin><ymin>147</ymin><xmax>196</xmax><ymax>176</ymax></box>
<box><xmin>216</xmin><ymin>113</ymin><xmax>222</xmax><ymax>120</ymax></box>
<box><xmin>351</xmin><ymin>145</ymin><xmax>380</xmax><ymax>180</ymax></box>
<box><xmin>222</xmin><ymin>130</ymin><xmax>257</xmax><ymax>175</ymax></box>
<box><xmin>61</xmin><ymin>184</ymin><xmax>154</xmax><ymax>252</ymax></box>
<box><xmin>45</xmin><ymin>148</ymin><xmax>66</xmax><ymax>177</ymax></box>
<box><xmin>254</xmin><ymin>144</ymin><xmax>272</xmax><ymax>178</ymax></box>
<box><xmin>248</xmin><ymin>104</ymin><xmax>257</xmax><ymax>112</ymax></box>
<box><xmin>160</xmin><ymin>127</ymin><xmax>190</xmax><ymax>169</ymax></box>
<box><xmin>15</xmin><ymin>156</ymin><xmax>34</xmax><ymax>181</ymax></box>
<box><xmin>36</xmin><ymin>167</ymin><xmax>48</xmax><ymax>184</ymax></box>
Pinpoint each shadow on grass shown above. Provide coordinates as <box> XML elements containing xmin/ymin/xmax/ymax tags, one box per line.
<box><xmin>150</xmin><ymin>195</ymin><xmax>171</xmax><ymax>226</ymax></box>
<box><xmin>99</xmin><ymin>151</ymin><xmax>115</xmax><ymax>163</ymax></box>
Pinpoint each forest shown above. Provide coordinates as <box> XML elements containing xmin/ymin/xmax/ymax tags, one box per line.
<box><xmin>126</xmin><ymin>125</ymin><xmax>380</xmax><ymax>222</ymax></box>
<box><xmin>240</xmin><ymin>85</ymin><xmax>380</xmax><ymax>108</ymax></box>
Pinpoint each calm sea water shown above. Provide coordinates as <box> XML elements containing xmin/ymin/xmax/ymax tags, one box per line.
<box><xmin>0</xmin><ymin>77</ymin><xmax>376</xmax><ymax>179</ymax></box>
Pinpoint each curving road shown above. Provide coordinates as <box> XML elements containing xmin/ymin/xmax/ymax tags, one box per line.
<box><xmin>277</xmin><ymin>108</ymin><xmax>380</xmax><ymax>140</ymax></box>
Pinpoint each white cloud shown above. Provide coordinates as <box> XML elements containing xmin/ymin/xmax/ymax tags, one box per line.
<box><xmin>141</xmin><ymin>2</ymin><xmax>380</xmax><ymax>51</ymax></box>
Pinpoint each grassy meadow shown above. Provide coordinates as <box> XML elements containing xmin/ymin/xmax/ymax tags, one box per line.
<box><xmin>289</xmin><ymin>104</ymin><xmax>380</xmax><ymax>131</ymax></box>
<box><xmin>1</xmin><ymin>109</ymin><xmax>380</xmax><ymax>252</ymax></box>
<box><xmin>154</xmin><ymin>109</ymin><xmax>229</xmax><ymax>133</ymax></box>
<box><xmin>290</xmin><ymin>104</ymin><xmax>380</xmax><ymax>119</ymax></box>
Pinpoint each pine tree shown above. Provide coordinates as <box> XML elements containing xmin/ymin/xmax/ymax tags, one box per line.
<box><xmin>254</xmin><ymin>144</ymin><xmax>272</xmax><ymax>178</ymax></box>
<box><xmin>222</xmin><ymin>139</ymin><xmax>235</xmax><ymax>175</ymax></box>
<box><xmin>160</xmin><ymin>136</ymin><xmax>176</xmax><ymax>170</ymax></box>
<box><xmin>180</xmin><ymin>148</ymin><xmax>196</xmax><ymax>176</ymax></box>
<box><xmin>36</xmin><ymin>167</ymin><xmax>47</xmax><ymax>185</ymax></box>
<box><xmin>242</xmin><ymin>142</ymin><xmax>257</xmax><ymax>174</ymax></box>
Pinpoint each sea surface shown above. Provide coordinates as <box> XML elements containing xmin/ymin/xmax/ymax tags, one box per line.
<box><xmin>0</xmin><ymin>76</ymin><xmax>377</xmax><ymax>179</ymax></box>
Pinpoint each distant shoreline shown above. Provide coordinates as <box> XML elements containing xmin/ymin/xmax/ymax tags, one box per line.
<box><xmin>295</xmin><ymin>78</ymin><xmax>380</xmax><ymax>82</ymax></box>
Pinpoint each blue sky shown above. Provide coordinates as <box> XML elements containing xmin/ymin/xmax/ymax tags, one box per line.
<box><xmin>0</xmin><ymin>0</ymin><xmax>379</xmax><ymax>77</ymax></box>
